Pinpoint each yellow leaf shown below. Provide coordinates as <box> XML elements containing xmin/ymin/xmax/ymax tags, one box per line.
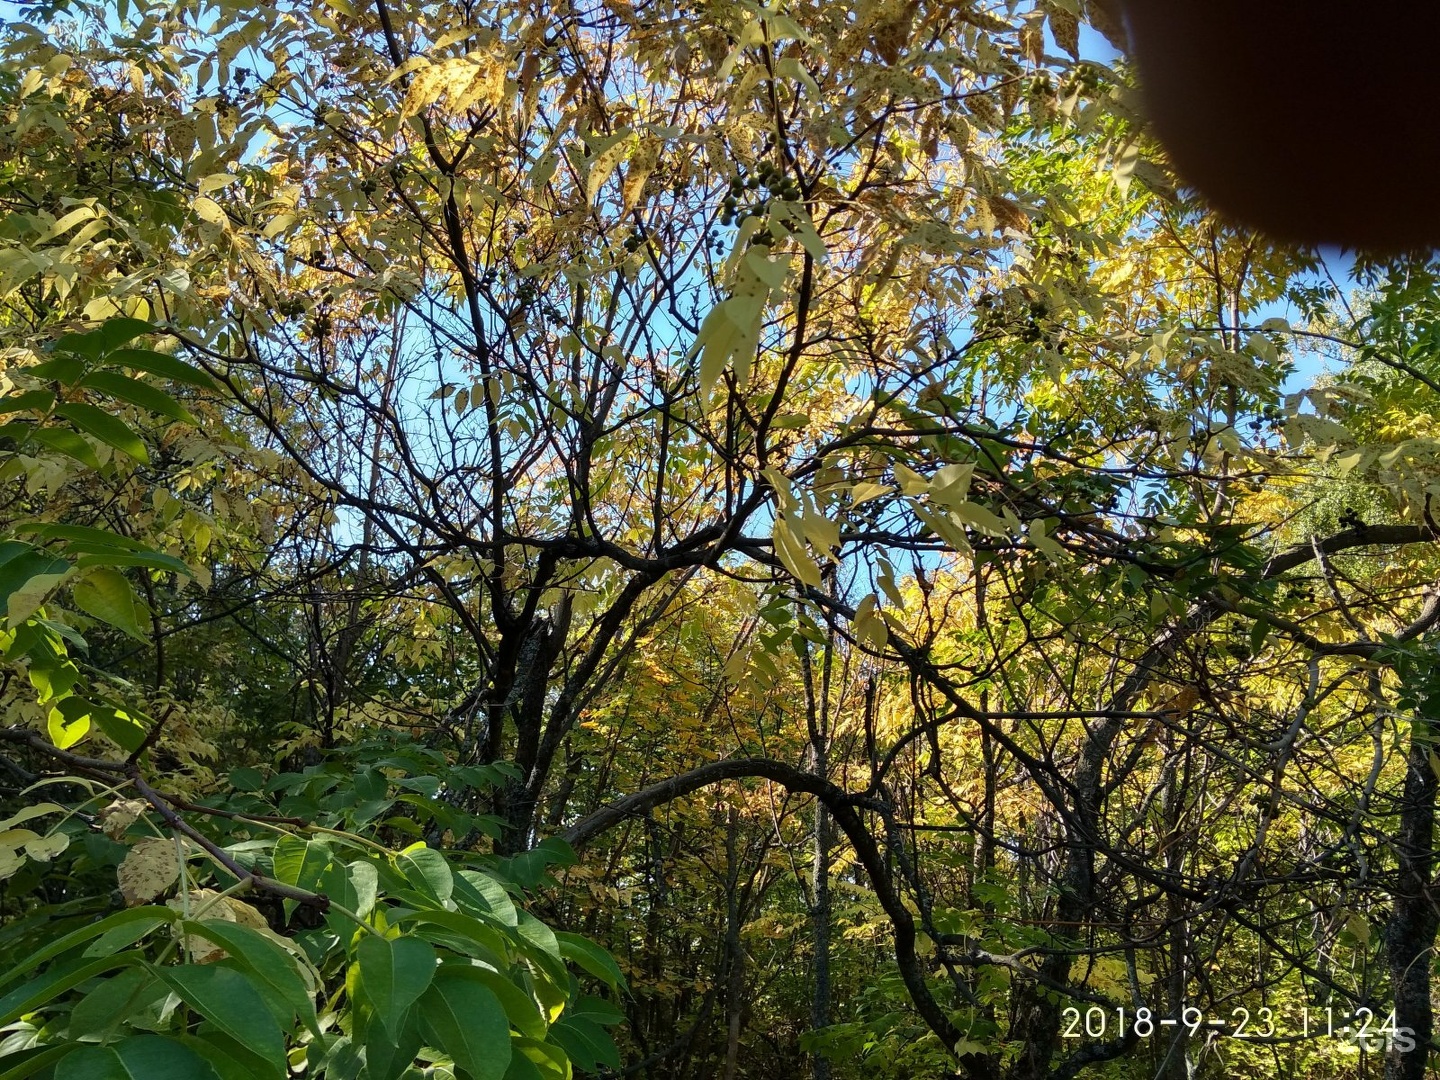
<box><xmin>773</xmin><ymin>517</ymin><xmax>821</xmax><ymax>588</ymax></box>
<box><xmin>851</xmin><ymin>481</ymin><xmax>891</xmax><ymax>506</ymax></box>
<box><xmin>853</xmin><ymin>594</ymin><xmax>888</xmax><ymax>650</ymax></box>
<box><xmin>197</xmin><ymin>173</ymin><xmax>239</xmax><ymax>195</ymax></box>
<box><xmin>795</xmin><ymin>511</ymin><xmax>840</xmax><ymax>558</ymax></box>
<box><xmin>695</xmin><ymin>294</ymin><xmax>764</xmax><ymax>402</ymax></box>
<box><xmin>893</xmin><ymin>463</ymin><xmax>928</xmax><ymax>496</ymax></box>
<box><xmin>953</xmin><ymin>501</ymin><xmax>1009</xmax><ymax>537</ymax></box>
<box><xmin>620</xmin><ymin>136</ymin><xmax>662</xmax><ymax>215</ymax></box>
<box><xmin>192</xmin><ymin>196</ymin><xmax>230</xmax><ymax>231</ymax></box>
<box><xmin>928</xmin><ymin>463</ymin><xmax>974</xmax><ymax>508</ymax></box>
<box><xmin>585</xmin><ymin>132</ymin><xmax>637</xmax><ymax>205</ymax></box>
<box><xmin>1028</xmin><ymin>518</ymin><xmax>1064</xmax><ymax>561</ymax></box>
<box><xmin>744</xmin><ymin>248</ymin><xmax>789</xmax><ymax>290</ymax></box>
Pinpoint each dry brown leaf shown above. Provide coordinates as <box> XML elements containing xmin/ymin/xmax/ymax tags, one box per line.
<box><xmin>98</xmin><ymin>798</ymin><xmax>148</xmax><ymax>841</ymax></box>
<box><xmin>1049</xmin><ymin>6</ymin><xmax>1079</xmax><ymax>60</ymax></box>
<box><xmin>167</xmin><ymin>888</ymin><xmax>270</xmax><ymax>961</ymax></box>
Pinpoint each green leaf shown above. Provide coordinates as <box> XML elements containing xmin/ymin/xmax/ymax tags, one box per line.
<box><xmin>156</xmin><ymin>965</ymin><xmax>285</xmax><ymax>1077</ymax></box>
<box><xmin>395</xmin><ymin>844</ymin><xmax>452</xmax><ymax>905</ymax></box>
<box><xmin>566</xmin><ymin>994</ymin><xmax>624</xmax><ymax>1027</ymax></box>
<box><xmin>73</xmin><ymin>569</ymin><xmax>147</xmax><ymax>641</ymax></box>
<box><xmin>454</xmin><ymin>966</ymin><xmax>547</xmax><ymax>1040</ymax></box>
<box><xmin>82</xmin><ymin>914</ymin><xmax>170</xmax><ymax>958</ymax></box>
<box><xmin>55</xmin><ymin>1036</ymin><xmax>223</xmax><ymax>1080</ymax></box>
<box><xmin>356</xmin><ymin>934</ymin><xmax>436</xmax><ymax>1038</ymax></box>
<box><xmin>397</xmin><ymin>910</ymin><xmax>509</xmax><ymax>968</ymax></box>
<box><xmin>26</xmin><ymin>427</ymin><xmax>102</xmax><ymax>469</ymax></box>
<box><xmin>68</xmin><ymin>967</ymin><xmax>167</xmax><ymax>1040</ymax></box>
<box><xmin>0</xmin><ymin>1045</ymin><xmax>73</xmax><ymax>1080</ymax></box>
<box><xmin>271</xmin><ymin>836</ymin><xmax>331</xmax><ymax>891</ymax></box>
<box><xmin>549</xmin><ymin>1014</ymin><xmax>620</xmax><ymax>1072</ymax></box>
<box><xmin>555</xmin><ymin>932</ymin><xmax>628</xmax><ymax>992</ymax></box>
<box><xmin>506</xmin><ymin>1038</ymin><xmax>570</xmax><ymax>1080</ymax></box>
<box><xmin>26</xmin><ymin>354</ymin><xmax>88</xmax><ymax>384</ymax></box>
<box><xmin>359</xmin><ymin>1003</ymin><xmax>422</xmax><ymax>1080</ymax></box>
<box><xmin>417</xmin><ymin>967</ymin><xmax>511</xmax><ymax>1080</ymax></box>
<box><xmin>103</xmin><ymin>348</ymin><xmax>215</xmax><ymax>389</ymax></box>
<box><xmin>9</xmin><ymin>568</ymin><xmax>72</xmax><ymax>626</ymax></box>
<box><xmin>0</xmin><ymin>389</ymin><xmax>55</xmax><ymax>415</ymax></box>
<box><xmin>92</xmin><ymin>708</ymin><xmax>149</xmax><ymax>754</ymax></box>
<box><xmin>454</xmin><ymin>871</ymin><xmax>517</xmax><ymax>926</ymax></box>
<box><xmin>53</xmin><ymin>319</ymin><xmax>153</xmax><ymax>360</ymax></box>
<box><xmin>0</xmin><ymin>953</ymin><xmax>146</xmax><ymax>1026</ymax></box>
<box><xmin>0</xmin><ymin>543</ymin><xmax>69</xmax><ymax>619</ymax></box>
<box><xmin>53</xmin><ymin>404</ymin><xmax>148</xmax><ymax>462</ymax></box>
<box><xmin>48</xmin><ymin>696</ymin><xmax>94</xmax><ymax>749</ymax></box>
<box><xmin>0</xmin><ymin>907</ymin><xmax>175</xmax><ymax>992</ymax></box>
<box><xmin>228</xmin><ymin>767</ymin><xmax>264</xmax><ymax>791</ymax></box>
<box><xmin>182</xmin><ymin>920</ymin><xmax>321</xmax><ymax>1038</ymax></box>
<box><xmin>79</xmin><ymin>371</ymin><xmax>196</xmax><ymax>424</ymax></box>
<box><xmin>16</xmin><ymin>523</ymin><xmax>148</xmax><ymax>551</ymax></box>
<box><xmin>75</xmin><ymin>551</ymin><xmax>191</xmax><ymax>576</ymax></box>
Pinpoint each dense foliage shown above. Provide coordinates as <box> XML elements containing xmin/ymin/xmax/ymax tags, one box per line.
<box><xmin>2</xmin><ymin>2</ymin><xmax>1440</xmax><ymax>1079</ymax></box>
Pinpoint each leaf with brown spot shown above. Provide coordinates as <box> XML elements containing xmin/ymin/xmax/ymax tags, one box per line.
<box><xmin>118</xmin><ymin>836</ymin><xmax>179</xmax><ymax>906</ymax></box>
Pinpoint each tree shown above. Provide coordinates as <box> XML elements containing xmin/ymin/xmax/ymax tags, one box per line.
<box><xmin>9</xmin><ymin>2</ymin><xmax>1440</xmax><ymax>1080</ymax></box>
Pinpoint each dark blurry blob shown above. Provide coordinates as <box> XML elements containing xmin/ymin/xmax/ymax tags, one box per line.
<box><xmin>1116</xmin><ymin>1</ymin><xmax>1440</xmax><ymax>252</ymax></box>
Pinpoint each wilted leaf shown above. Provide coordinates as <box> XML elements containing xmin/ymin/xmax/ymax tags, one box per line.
<box><xmin>118</xmin><ymin>837</ymin><xmax>180</xmax><ymax>906</ymax></box>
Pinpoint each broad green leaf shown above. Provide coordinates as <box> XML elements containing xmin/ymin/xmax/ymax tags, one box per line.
<box><xmin>555</xmin><ymin>932</ymin><xmax>628</xmax><ymax>992</ymax></box>
<box><xmin>75</xmin><ymin>551</ymin><xmax>191</xmax><ymax>575</ymax></box>
<box><xmin>9</xmin><ymin>569</ymin><xmax>72</xmax><ymax>627</ymax></box>
<box><xmin>0</xmin><ymin>389</ymin><xmax>55</xmax><ymax>415</ymax></box>
<box><xmin>102</xmin><ymin>349</ymin><xmax>215</xmax><ymax>389</ymax></box>
<box><xmin>271</xmin><ymin>836</ymin><xmax>331</xmax><ymax>891</ymax></box>
<box><xmin>549</xmin><ymin>1014</ymin><xmax>620</xmax><ymax>1072</ymax></box>
<box><xmin>0</xmin><ymin>1045</ymin><xmax>73</xmax><ymax>1080</ymax></box>
<box><xmin>417</xmin><ymin>967</ymin><xmax>511</xmax><ymax>1080</ymax></box>
<box><xmin>156</xmin><ymin>965</ymin><xmax>285</xmax><ymax>1076</ymax></box>
<box><xmin>73</xmin><ymin>569</ymin><xmax>147</xmax><ymax>641</ymax></box>
<box><xmin>78</xmin><ymin>371</ymin><xmax>196</xmax><ymax>423</ymax></box>
<box><xmin>67</xmin><ymin>968</ymin><xmax>167</xmax><ymax>1040</ymax></box>
<box><xmin>356</xmin><ymin>934</ymin><xmax>436</xmax><ymax>1038</ymax></box>
<box><xmin>182</xmin><ymin>920</ymin><xmax>321</xmax><ymax>1037</ymax></box>
<box><xmin>26</xmin><ymin>354</ymin><xmax>88</xmax><ymax>384</ymax></box>
<box><xmin>455</xmin><ymin>966</ymin><xmax>546</xmax><ymax>1040</ymax></box>
<box><xmin>454</xmin><ymin>871</ymin><xmax>517</xmax><ymax>926</ymax></box>
<box><xmin>566</xmin><ymin>994</ymin><xmax>624</xmax><ymax>1027</ymax></box>
<box><xmin>16</xmin><ymin>523</ymin><xmax>149</xmax><ymax>551</ymax></box>
<box><xmin>359</xmin><ymin>1003</ymin><xmax>422</xmax><ymax>1080</ymax></box>
<box><xmin>395</xmin><ymin>844</ymin><xmax>452</xmax><ymax>905</ymax></box>
<box><xmin>26</xmin><ymin>427</ymin><xmax>102</xmax><ymax>468</ymax></box>
<box><xmin>47</xmin><ymin>696</ymin><xmax>92</xmax><ymax>750</ymax></box>
<box><xmin>53</xmin><ymin>319</ymin><xmax>152</xmax><ymax>360</ymax></box>
<box><xmin>397</xmin><ymin>909</ymin><xmax>509</xmax><ymax>968</ymax></box>
<box><xmin>0</xmin><ymin>908</ymin><xmax>175</xmax><ymax>992</ymax></box>
<box><xmin>56</xmin><ymin>1037</ymin><xmax>221</xmax><ymax>1080</ymax></box>
<box><xmin>0</xmin><ymin>545</ymin><xmax>69</xmax><ymax>620</ymax></box>
<box><xmin>53</xmin><ymin>404</ymin><xmax>148</xmax><ymax>462</ymax></box>
<box><xmin>92</xmin><ymin>708</ymin><xmax>149</xmax><ymax>754</ymax></box>
<box><xmin>507</xmin><ymin>1038</ymin><xmax>570</xmax><ymax>1080</ymax></box>
<box><xmin>0</xmin><ymin>953</ymin><xmax>146</xmax><ymax>1027</ymax></box>
<box><xmin>82</xmin><ymin>914</ymin><xmax>170</xmax><ymax>958</ymax></box>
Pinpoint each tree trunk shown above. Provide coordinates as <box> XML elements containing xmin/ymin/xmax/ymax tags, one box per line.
<box><xmin>722</xmin><ymin>807</ymin><xmax>745</xmax><ymax>1080</ymax></box>
<box><xmin>1385</xmin><ymin>712</ymin><xmax>1438</xmax><ymax>1080</ymax></box>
